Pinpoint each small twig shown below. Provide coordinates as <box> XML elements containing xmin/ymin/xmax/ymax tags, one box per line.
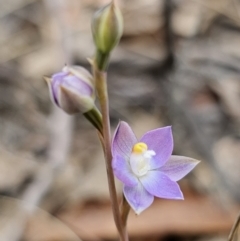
<box><xmin>228</xmin><ymin>211</ymin><xmax>240</xmax><ymax>241</ymax></box>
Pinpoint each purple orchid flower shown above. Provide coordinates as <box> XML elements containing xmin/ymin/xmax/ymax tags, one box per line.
<box><xmin>112</xmin><ymin>121</ymin><xmax>199</xmax><ymax>215</ymax></box>
<box><xmin>45</xmin><ymin>66</ymin><xmax>95</xmax><ymax>114</ymax></box>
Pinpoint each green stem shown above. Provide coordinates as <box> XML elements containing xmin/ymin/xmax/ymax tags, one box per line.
<box><xmin>96</xmin><ymin>50</ymin><xmax>110</xmax><ymax>71</ymax></box>
<box><xmin>94</xmin><ymin>66</ymin><xmax>128</xmax><ymax>241</ymax></box>
<box><xmin>83</xmin><ymin>106</ymin><xmax>103</xmax><ymax>134</ymax></box>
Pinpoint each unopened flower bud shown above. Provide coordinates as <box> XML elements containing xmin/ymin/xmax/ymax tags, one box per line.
<box><xmin>92</xmin><ymin>1</ymin><xmax>123</xmax><ymax>54</ymax></box>
<box><xmin>45</xmin><ymin>66</ymin><xmax>95</xmax><ymax>114</ymax></box>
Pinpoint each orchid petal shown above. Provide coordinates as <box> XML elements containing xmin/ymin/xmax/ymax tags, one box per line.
<box><xmin>112</xmin><ymin>121</ymin><xmax>137</xmax><ymax>159</ymax></box>
<box><xmin>159</xmin><ymin>155</ymin><xmax>200</xmax><ymax>181</ymax></box>
<box><xmin>51</xmin><ymin>72</ymin><xmax>68</xmax><ymax>105</ymax></box>
<box><xmin>123</xmin><ymin>182</ymin><xmax>154</xmax><ymax>215</ymax></box>
<box><xmin>112</xmin><ymin>155</ymin><xmax>138</xmax><ymax>187</ymax></box>
<box><xmin>140</xmin><ymin>170</ymin><xmax>183</xmax><ymax>200</ymax></box>
<box><xmin>59</xmin><ymin>86</ymin><xmax>94</xmax><ymax>114</ymax></box>
<box><xmin>62</xmin><ymin>75</ymin><xmax>93</xmax><ymax>96</ymax></box>
<box><xmin>140</xmin><ymin>126</ymin><xmax>173</xmax><ymax>169</ymax></box>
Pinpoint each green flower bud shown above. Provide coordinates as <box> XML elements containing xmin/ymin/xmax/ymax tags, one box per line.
<box><xmin>92</xmin><ymin>1</ymin><xmax>123</xmax><ymax>55</ymax></box>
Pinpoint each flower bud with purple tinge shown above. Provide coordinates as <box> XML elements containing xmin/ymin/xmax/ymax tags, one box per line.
<box><xmin>92</xmin><ymin>1</ymin><xmax>123</xmax><ymax>54</ymax></box>
<box><xmin>45</xmin><ymin>66</ymin><xmax>95</xmax><ymax>114</ymax></box>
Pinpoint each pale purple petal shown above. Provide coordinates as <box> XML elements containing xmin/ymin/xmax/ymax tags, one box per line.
<box><xmin>140</xmin><ymin>126</ymin><xmax>173</xmax><ymax>169</ymax></box>
<box><xmin>140</xmin><ymin>170</ymin><xmax>183</xmax><ymax>200</ymax></box>
<box><xmin>112</xmin><ymin>121</ymin><xmax>137</xmax><ymax>159</ymax></box>
<box><xmin>51</xmin><ymin>72</ymin><xmax>67</xmax><ymax>105</ymax></box>
<box><xmin>159</xmin><ymin>155</ymin><xmax>200</xmax><ymax>181</ymax></box>
<box><xmin>62</xmin><ymin>75</ymin><xmax>93</xmax><ymax>96</ymax></box>
<box><xmin>112</xmin><ymin>155</ymin><xmax>138</xmax><ymax>187</ymax></box>
<box><xmin>123</xmin><ymin>182</ymin><xmax>154</xmax><ymax>215</ymax></box>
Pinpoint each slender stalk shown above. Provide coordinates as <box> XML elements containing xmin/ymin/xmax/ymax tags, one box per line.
<box><xmin>228</xmin><ymin>211</ymin><xmax>240</xmax><ymax>241</ymax></box>
<box><xmin>94</xmin><ymin>66</ymin><xmax>127</xmax><ymax>241</ymax></box>
<box><xmin>83</xmin><ymin>107</ymin><xmax>103</xmax><ymax>133</ymax></box>
<box><xmin>96</xmin><ymin>50</ymin><xmax>110</xmax><ymax>71</ymax></box>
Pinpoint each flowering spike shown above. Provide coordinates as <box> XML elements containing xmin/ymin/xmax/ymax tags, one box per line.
<box><xmin>112</xmin><ymin>121</ymin><xmax>200</xmax><ymax>214</ymax></box>
<box><xmin>91</xmin><ymin>1</ymin><xmax>123</xmax><ymax>55</ymax></box>
<box><xmin>45</xmin><ymin>65</ymin><xmax>95</xmax><ymax>114</ymax></box>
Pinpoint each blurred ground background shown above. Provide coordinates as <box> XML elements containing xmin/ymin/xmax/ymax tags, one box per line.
<box><xmin>0</xmin><ymin>0</ymin><xmax>240</xmax><ymax>240</ymax></box>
